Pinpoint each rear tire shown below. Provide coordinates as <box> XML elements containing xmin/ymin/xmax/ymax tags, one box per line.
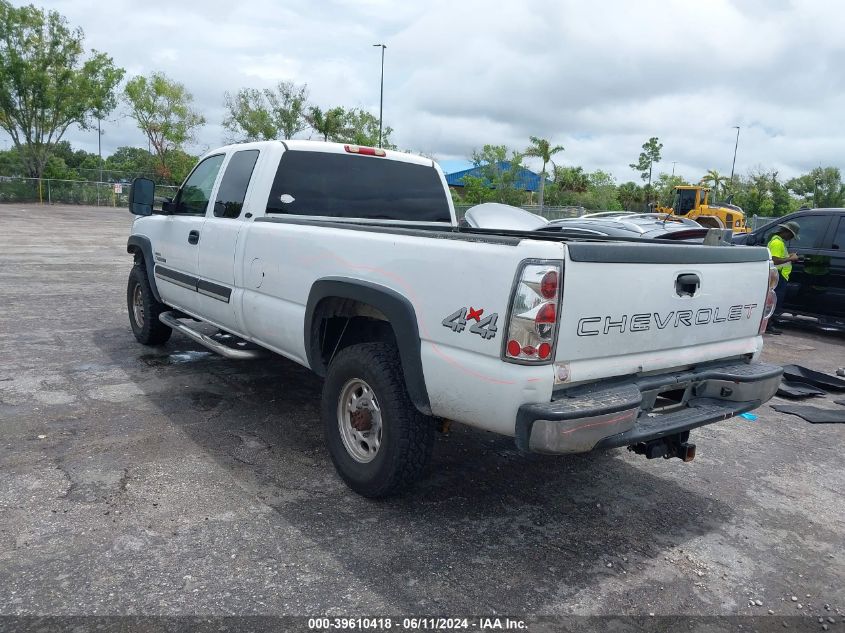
<box><xmin>127</xmin><ymin>264</ymin><xmax>172</xmax><ymax>345</ymax></box>
<box><xmin>321</xmin><ymin>342</ymin><xmax>434</xmax><ymax>498</ymax></box>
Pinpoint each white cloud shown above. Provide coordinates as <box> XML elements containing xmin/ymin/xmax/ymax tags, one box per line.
<box><xmin>12</xmin><ymin>0</ymin><xmax>845</xmax><ymax>182</ymax></box>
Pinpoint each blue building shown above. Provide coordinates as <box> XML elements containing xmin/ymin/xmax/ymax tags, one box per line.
<box><xmin>445</xmin><ymin>161</ymin><xmax>547</xmax><ymax>192</ymax></box>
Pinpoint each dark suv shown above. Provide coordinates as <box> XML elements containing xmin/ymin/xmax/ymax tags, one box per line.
<box><xmin>733</xmin><ymin>208</ymin><xmax>845</xmax><ymax>329</ymax></box>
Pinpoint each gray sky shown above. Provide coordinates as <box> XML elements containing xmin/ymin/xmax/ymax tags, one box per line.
<box><xmin>14</xmin><ymin>0</ymin><xmax>845</xmax><ymax>181</ymax></box>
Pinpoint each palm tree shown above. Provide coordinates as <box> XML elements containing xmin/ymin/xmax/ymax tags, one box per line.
<box><xmin>525</xmin><ymin>136</ymin><xmax>565</xmax><ymax>212</ymax></box>
<box><xmin>701</xmin><ymin>169</ymin><xmax>726</xmax><ymax>201</ymax></box>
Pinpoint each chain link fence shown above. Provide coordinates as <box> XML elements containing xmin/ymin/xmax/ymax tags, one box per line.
<box><xmin>748</xmin><ymin>215</ymin><xmax>777</xmax><ymax>231</ymax></box>
<box><xmin>0</xmin><ymin>176</ymin><xmax>178</xmax><ymax>208</ymax></box>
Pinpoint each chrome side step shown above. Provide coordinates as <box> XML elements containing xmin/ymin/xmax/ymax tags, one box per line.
<box><xmin>158</xmin><ymin>311</ymin><xmax>265</xmax><ymax>360</ymax></box>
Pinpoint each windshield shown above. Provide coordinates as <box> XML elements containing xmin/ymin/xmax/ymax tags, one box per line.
<box><xmin>674</xmin><ymin>189</ymin><xmax>697</xmax><ymax>215</ymax></box>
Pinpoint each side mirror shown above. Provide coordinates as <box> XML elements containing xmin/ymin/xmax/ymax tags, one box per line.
<box><xmin>128</xmin><ymin>178</ymin><xmax>155</xmax><ymax>216</ymax></box>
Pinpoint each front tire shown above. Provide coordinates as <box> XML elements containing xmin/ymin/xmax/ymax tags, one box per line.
<box><xmin>127</xmin><ymin>264</ymin><xmax>172</xmax><ymax>345</ymax></box>
<box><xmin>321</xmin><ymin>342</ymin><xmax>434</xmax><ymax>498</ymax></box>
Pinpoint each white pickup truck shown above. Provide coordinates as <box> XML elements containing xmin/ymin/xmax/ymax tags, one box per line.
<box><xmin>126</xmin><ymin>140</ymin><xmax>782</xmax><ymax>497</ymax></box>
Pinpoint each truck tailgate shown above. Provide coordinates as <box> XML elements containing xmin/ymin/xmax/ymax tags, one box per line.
<box><xmin>557</xmin><ymin>242</ymin><xmax>771</xmax><ymax>382</ymax></box>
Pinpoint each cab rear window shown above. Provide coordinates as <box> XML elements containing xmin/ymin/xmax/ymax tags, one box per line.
<box><xmin>265</xmin><ymin>151</ymin><xmax>450</xmax><ymax>222</ymax></box>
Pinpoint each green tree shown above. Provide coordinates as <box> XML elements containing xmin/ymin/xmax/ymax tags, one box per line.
<box><xmin>617</xmin><ymin>181</ymin><xmax>645</xmax><ymax>211</ymax></box>
<box><xmin>222</xmin><ymin>81</ymin><xmax>309</xmax><ymax>142</ymax></box>
<box><xmin>339</xmin><ymin>108</ymin><xmax>396</xmax><ymax>149</ymax></box>
<box><xmin>0</xmin><ymin>1</ymin><xmax>124</xmax><ymax>178</ymax></box>
<box><xmin>700</xmin><ymin>169</ymin><xmax>726</xmax><ymax>201</ymax></box>
<box><xmin>770</xmin><ymin>173</ymin><xmax>799</xmax><ymax>216</ymax></box>
<box><xmin>554</xmin><ymin>165</ymin><xmax>589</xmax><ymax>193</ymax></box>
<box><xmin>50</xmin><ymin>140</ymin><xmax>94</xmax><ymax>168</ymax></box>
<box><xmin>730</xmin><ymin>169</ymin><xmax>780</xmax><ymax>217</ymax></box>
<box><xmin>162</xmin><ymin>148</ymin><xmax>198</xmax><ymax>185</ymax></box>
<box><xmin>458</xmin><ymin>175</ymin><xmax>494</xmax><ymax>205</ymax></box>
<box><xmin>629</xmin><ymin>137</ymin><xmax>663</xmax><ymax>204</ymax></box>
<box><xmin>104</xmin><ymin>146</ymin><xmax>156</xmax><ymax>179</ymax></box>
<box><xmin>787</xmin><ymin>166</ymin><xmax>845</xmax><ymax>208</ymax></box>
<box><xmin>41</xmin><ymin>154</ymin><xmax>73</xmax><ymax>180</ymax></box>
<box><xmin>467</xmin><ymin>144</ymin><xmax>528</xmax><ymax>206</ymax></box>
<box><xmin>654</xmin><ymin>173</ymin><xmax>687</xmax><ymax>207</ymax></box>
<box><xmin>123</xmin><ymin>72</ymin><xmax>205</xmax><ymax>182</ymax></box>
<box><xmin>587</xmin><ymin>170</ymin><xmax>622</xmax><ymax>210</ymax></box>
<box><xmin>306</xmin><ymin>106</ymin><xmax>347</xmax><ymax>142</ymax></box>
<box><xmin>549</xmin><ymin>169</ymin><xmax>622</xmax><ymax>211</ymax></box>
<box><xmin>524</xmin><ymin>136</ymin><xmax>564</xmax><ymax>212</ymax></box>
<box><xmin>0</xmin><ymin>145</ymin><xmax>24</xmax><ymax>176</ymax></box>
<box><xmin>34</xmin><ymin>141</ymin><xmax>96</xmax><ymax>179</ymax></box>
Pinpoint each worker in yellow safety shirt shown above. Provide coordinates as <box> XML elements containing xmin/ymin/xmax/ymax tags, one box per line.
<box><xmin>765</xmin><ymin>220</ymin><xmax>801</xmax><ymax>335</ymax></box>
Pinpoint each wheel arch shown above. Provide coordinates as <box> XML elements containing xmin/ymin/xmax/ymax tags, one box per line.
<box><xmin>127</xmin><ymin>235</ymin><xmax>163</xmax><ymax>303</ymax></box>
<box><xmin>305</xmin><ymin>277</ymin><xmax>431</xmax><ymax>415</ymax></box>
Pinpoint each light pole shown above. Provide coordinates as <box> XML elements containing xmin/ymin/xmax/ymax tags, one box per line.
<box><xmin>373</xmin><ymin>43</ymin><xmax>386</xmax><ymax>148</ymax></box>
<box><xmin>729</xmin><ymin>126</ymin><xmax>740</xmax><ymax>187</ymax></box>
<box><xmin>671</xmin><ymin>161</ymin><xmax>677</xmax><ymax>177</ymax></box>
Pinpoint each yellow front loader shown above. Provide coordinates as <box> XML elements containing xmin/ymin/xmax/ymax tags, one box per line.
<box><xmin>655</xmin><ymin>185</ymin><xmax>749</xmax><ymax>233</ymax></box>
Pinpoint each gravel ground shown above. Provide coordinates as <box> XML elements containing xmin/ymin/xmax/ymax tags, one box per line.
<box><xmin>0</xmin><ymin>204</ymin><xmax>843</xmax><ymax>625</ymax></box>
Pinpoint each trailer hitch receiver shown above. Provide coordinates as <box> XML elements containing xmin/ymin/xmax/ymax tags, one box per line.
<box><xmin>628</xmin><ymin>431</ymin><xmax>696</xmax><ymax>462</ymax></box>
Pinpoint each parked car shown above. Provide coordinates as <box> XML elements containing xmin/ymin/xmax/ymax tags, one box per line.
<box><xmin>733</xmin><ymin>208</ymin><xmax>845</xmax><ymax>329</ymax></box>
<box><xmin>536</xmin><ymin>213</ymin><xmax>713</xmax><ymax>241</ymax></box>
<box><xmin>125</xmin><ymin>140</ymin><xmax>781</xmax><ymax>497</ymax></box>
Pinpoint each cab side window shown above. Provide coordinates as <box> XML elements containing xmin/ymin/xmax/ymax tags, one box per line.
<box><xmin>174</xmin><ymin>154</ymin><xmax>225</xmax><ymax>215</ymax></box>
<box><xmin>784</xmin><ymin>216</ymin><xmax>831</xmax><ymax>249</ymax></box>
<box><xmin>214</xmin><ymin>150</ymin><xmax>260</xmax><ymax>219</ymax></box>
<box><xmin>761</xmin><ymin>216</ymin><xmax>831</xmax><ymax>249</ymax></box>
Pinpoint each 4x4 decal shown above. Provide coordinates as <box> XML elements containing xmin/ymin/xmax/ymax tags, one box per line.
<box><xmin>442</xmin><ymin>306</ymin><xmax>498</xmax><ymax>340</ymax></box>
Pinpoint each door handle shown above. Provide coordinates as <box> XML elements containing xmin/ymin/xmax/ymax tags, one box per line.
<box><xmin>675</xmin><ymin>273</ymin><xmax>700</xmax><ymax>297</ymax></box>
<box><xmin>188</xmin><ymin>230</ymin><xmax>200</xmax><ymax>245</ymax></box>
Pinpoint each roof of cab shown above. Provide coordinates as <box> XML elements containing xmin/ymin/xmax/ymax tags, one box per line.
<box><xmin>210</xmin><ymin>139</ymin><xmax>434</xmax><ymax>168</ymax></box>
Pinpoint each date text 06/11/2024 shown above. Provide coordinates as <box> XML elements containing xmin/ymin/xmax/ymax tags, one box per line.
<box><xmin>307</xmin><ymin>617</ymin><xmax>528</xmax><ymax>630</ymax></box>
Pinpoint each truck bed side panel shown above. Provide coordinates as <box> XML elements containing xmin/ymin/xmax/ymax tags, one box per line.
<box><xmin>238</xmin><ymin>221</ymin><xmax>563</xmax><ymax>431</ymax></box>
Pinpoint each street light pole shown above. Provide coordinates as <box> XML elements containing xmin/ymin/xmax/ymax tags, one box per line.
<box><xmin>373</xmin><ymin>43</ymin><xmax>386</xmax><ymax>148</ymax></box>
<box><xmin>671</xmin><ymin>161</ymin><xmax>677</xmax><ymax>177</ymax></box>
<box><xmin>730</xmin><ymin>125</ymin><xmax>740</xmax><ymax>187</ymax></box>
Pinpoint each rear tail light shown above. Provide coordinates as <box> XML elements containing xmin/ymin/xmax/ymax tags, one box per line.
<box><xmin>503</xmin><ymin>260</ymin><xmax>563</xmax><ymax>364</ymax></box>
<box><xmin>759</xmin><ymin>262</ymin><xmax>779</xmax><ymax>334</ymax></box>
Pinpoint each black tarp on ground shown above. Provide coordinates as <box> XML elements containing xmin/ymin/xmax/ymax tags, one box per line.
<box><xmin>771</xmin><ymin>403</ymin><xmax>845</xmax><ymax>424</ymax></box>
<box><xmin>781</xmin><ymin>365</ymin><xmax>845</xmax><ymax>392</ymax></box>
<box><xmin>776</xmin><ymin>380</ymin><xmax>827</xmax><ymax>399</ymax></box>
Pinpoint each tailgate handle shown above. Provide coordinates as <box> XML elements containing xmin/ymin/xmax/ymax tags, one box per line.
<box><xmin>675</xmin><ymin>273</ymin><xmax>700</xmax><ymax>297</ymax></box>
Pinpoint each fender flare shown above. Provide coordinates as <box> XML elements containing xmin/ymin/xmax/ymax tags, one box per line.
<box><xmin>305</xmin><ymin>277</ymin><xmax>431</xmax><ymax>415</ymax></box>
<box><xmin>126</xmin><ymin>235</ymin><xmax>162</xmax><ymax>303</ymax></box>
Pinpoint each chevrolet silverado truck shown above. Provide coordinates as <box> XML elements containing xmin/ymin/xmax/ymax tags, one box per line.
<box><xmin>125</xmin><ymin>140</ymin><xmax>782</xmax><ymax>497</ymax></box>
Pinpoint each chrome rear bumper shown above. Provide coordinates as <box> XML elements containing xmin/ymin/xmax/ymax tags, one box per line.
<box><xmin>515</xmin><ymin>360</ymin><xmax>782</xmax><ymax>454</ymax></box>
